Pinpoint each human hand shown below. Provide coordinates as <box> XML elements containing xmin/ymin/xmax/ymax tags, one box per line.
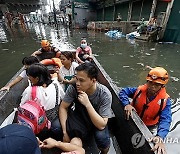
<box><xmin>36</xmin><ymin>137</ymin><xmax>43</xmax><ymax>148</ymax></box>
<box><xmin>145</xmin><ymin>65</ymin><xmax>153</xmax><ymax>70</ymax></box>
<box><xmin>42</xmin><ymin>138</ymin><xmax>58</xmax><ymax>149</ymax></box>
<box><xmin>124</xmin><ymin>104</ymin><xmax>136</xmax><ymax>120</ymax></box>
<box><xmin>55</xmin><ymin>66</ymin><xmax>59</xmax><ymax>74</ymax></box>
<box><xmin>149</xmin><ymin>136</ymin><xmax>166</xmax><ymax>154</ymax></box>
<box><xmin>63</xmin><ymin>132</ymin><xmax>70</xmax><ymax>143</ymax></box>
<box><xmin>0</xmin><ymin>86</ymin><xmax>10</xmax><ymax>92</ymax></box>
<box><xmin>31</xmin><ymin>53</ymin><xmax>37</xmax><ymax>57</ymax></box>
<box><xmin>78</xmin><ymin>91</ymin><xmax>91</xmax><ymax>108</ymax></box>
<box><xmin>63</xmin><ymin>79</ymin><xmax>70</xmax><ymax>84</ymax></box>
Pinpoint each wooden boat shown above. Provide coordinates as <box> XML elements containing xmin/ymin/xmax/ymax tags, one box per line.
<box><xmin>0</xmin><ymin>51</ymin><xmax>155</xmax><ymax>154</ymax></box>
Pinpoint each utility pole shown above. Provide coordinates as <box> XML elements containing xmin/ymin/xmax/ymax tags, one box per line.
<box><xmin>52</xmin><ymin>0</ymin><xmax>57</xmax><ymax>24</ymax></box>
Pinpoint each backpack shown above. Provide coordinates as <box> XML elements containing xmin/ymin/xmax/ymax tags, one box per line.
<box><xmin>17</xmin><ymin>86</ymin><xmax>51</xmax><ymax>134</ymax></box>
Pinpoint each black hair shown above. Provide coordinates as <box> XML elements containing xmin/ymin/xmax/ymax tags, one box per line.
<box><xmin>61</xmin><ymin>51</ymin><xmax>74</xmax><ymax>62</ymax></box>
<box><xmin>26</xmin><ymin>63</ymin><xmax>52</xmax><ymax>86</ymax></box>
<box><xmin>22</xmin><ymin>56</ymin><xmax>39</xmax><ymax>65</ymax></box>
<box><xmin>75</xmin><ymin>62</ymin><xmax>98</xmax><ymax>80</ymax></box>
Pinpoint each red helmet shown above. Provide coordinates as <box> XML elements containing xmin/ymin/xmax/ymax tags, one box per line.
<box><xmin>146</xmin><ymin>67</ymin><xmax>169</xmax><ymax>85</ymax></box>
<box><xmin>41</xmin><ymin>40</ymin><xmax>50</xmax><ymax>48</ymax></box>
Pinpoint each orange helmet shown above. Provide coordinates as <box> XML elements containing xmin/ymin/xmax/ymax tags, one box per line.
<box><xmin>146</xmin><ymin>67</ymin><xmax>169</xmax><ymax>85</ymax></box>
<box><xmin>41</xmin><ymin>40</ymin><xmax>50</xmax><ymax>48</ymax></box>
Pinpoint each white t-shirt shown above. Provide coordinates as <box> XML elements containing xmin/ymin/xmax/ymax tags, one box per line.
<box><xmin>19</xmin><ymin>70</ymin><xmax>27</xmax><ymax>78</ymax></box>
<box><xmin>59</xmin><ymin>62</ymin><xmax>79</xmax><ymax>79</ymax></box>
<box><xmin>20</xmin><ymin>79</ymin><xmax>65</xmax><ymax>111</ymax></box>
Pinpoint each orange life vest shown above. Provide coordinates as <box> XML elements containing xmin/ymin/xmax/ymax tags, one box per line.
<box><xmin>131</xmin><ymin>84</ymin><xmax>169</xmax><ymax>126</ymax></box>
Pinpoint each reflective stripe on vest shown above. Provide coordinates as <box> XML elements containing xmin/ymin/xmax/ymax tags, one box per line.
<box><xmin>131</xmin><ymin>84</ymin><xmax>169</xmax><ymax>126</ymax></box>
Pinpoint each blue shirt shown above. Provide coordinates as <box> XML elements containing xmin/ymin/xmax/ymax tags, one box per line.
<box><xmin>119</xmin><ymin>87</ymin><xmax>172</xmax><ymax>139</ymax></box>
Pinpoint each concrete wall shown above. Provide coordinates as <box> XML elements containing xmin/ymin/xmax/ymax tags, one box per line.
<box><xmin>87</xmin><ymin>21</ymin><xmax>141</xmax><ymax>34</ymax></box>
<box><xmin>74</xmin><ymin>7</ymin><xmax>96</xmax><ymax>28</ymax></box>
<box><xmin>163</xmin><ymin>0</ymin><xmax>180</xmax><ymax>43</ymax></box>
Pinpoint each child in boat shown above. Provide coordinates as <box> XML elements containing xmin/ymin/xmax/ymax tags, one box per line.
<box><xmin>20</xmin><ymin>63</ymin><xmax>65</xmax><ymax>119</ymax></box>
<box><xmin>57</xmin><ymin>51</ymin><xmax>79</xmax><ymax>91</ymax></box>
<box><xmin>76</xmin><ymin>39</ymin><xmax>92</xmax><ymax>64</ymax></box>
<box><xmin>0</xmin><ymin>56</ymin><xmax>39</xmax><ymax>92</ymax></box>
<box><xmin>119</xmin><ymin>67</ymin><xmax>172</xmax><ymax>154</ymax></box>
<box><xmin>32</xmin><ymin>40</ymin><xmax>61</xmax><ymax>58</ymax></box>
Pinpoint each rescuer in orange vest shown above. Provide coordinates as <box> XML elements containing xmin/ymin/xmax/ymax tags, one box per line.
<box><xmin>32</xmin><ymin>40</ymin><xmax>61</xmax><ymax>58</ymax></box>
<box><xmin>119</xmin><ymin>67</ymin><xmax>172</xmax><ymax>154</ymax></box>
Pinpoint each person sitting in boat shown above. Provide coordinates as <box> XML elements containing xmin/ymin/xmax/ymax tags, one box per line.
<box><xmin>32</xmin><ymin>40</ymin><xmax>61</xmax><ymax>58</ymax></box>
<box><xmin>56</xmin><ymin>51</ymin><xmax>79</xmax><ymax>91</ymax></box>
<box><xmin>0</xmin><ymin>124</ymin><xmax>41</xmax><ymax>154</ymax></box>
<box><xmin>76</xmin><ymin>39</ymin><xmax>92</xmax><ymax>64</ymax></box>
<box><xmin>0</xmin><ymin>124</ymin><xmax>84</xmax><ymax>154</ymax></box>
<box><xmin>52</xmin><ymin>63</ymin><xmax>114</xmax><ymax>154</ymax></box>
<box><xmin>40</xmin><ymin>137</ymin><xmax>85</xmax><ymax>154</ymax></box>
<box><xmin>0</xmin><ymin>56</ymin><xmax>39</xmax><ymax>92</ymax></box>
<box><xmin>119</xmin><ymin>67</ymin><xmax>172</xmax><ymax>154</ymax></box>
<box><xmin>20</xmin><ymin>63</ymin><xmax>65</xmax><ymax>121</ymax></box>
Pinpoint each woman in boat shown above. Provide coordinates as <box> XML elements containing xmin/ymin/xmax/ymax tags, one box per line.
<box><xmin>57</xmin><ymin>51</ymin><xmax>79</xmax><ymax>91</ymax></box>
<box><xmin>41</xmin><ymin>137</ymin><xmax>85</xmax><ymax>154</ymax></box>
<box><xmin>76</xmin><ymin>39</ymin><xmax>92</xmax><ymax>64</ymax></box>
<box><xmin>119</xmin><ymin>67</ymin><xmax>172</xmax><ymax>154</ymax></box>
<box><xmin>0</xmin><ymin>56</ymin><xmax>39</xmax><ymax>92</ymax></box>
<box><xmin>20</xmin><ymin>63</ymin><xmax>65</xmax><ymax>115</ymax></box>
<box><xmin>32</xmin><ymin>40</ymin><xmax>61</xmax><ymax>58</ymax></box>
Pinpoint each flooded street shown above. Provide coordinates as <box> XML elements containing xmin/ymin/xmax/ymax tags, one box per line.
<box><xmin>0</xmin><ymin>23</ymin><xmax>179</xmax><ymax>100</ymax></box>
<box><xmin>0</xmin><ymin>22</ymin><xmax>180</xmax><ymax>153</ymax></box>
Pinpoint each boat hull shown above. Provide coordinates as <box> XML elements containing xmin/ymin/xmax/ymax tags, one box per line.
<box><xmin>0</xmin><ymin>53</ymin><xmax>154</xmax><ymax>154</ymax></box>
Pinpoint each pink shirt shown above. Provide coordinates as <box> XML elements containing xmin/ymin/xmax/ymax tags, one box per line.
<box><xmin>76</xmin><ymin>46</ymin><xmax>92</xmax><ymax>55</ymax></box>
<box><xmin>61</xmin><ymin>151</ymin><xmax>81</xmax><ymax>154</ymax></box>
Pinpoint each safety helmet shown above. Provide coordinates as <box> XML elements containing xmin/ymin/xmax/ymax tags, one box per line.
<box><xmin>146</xmin><ymin>67</ymin><xmax>169</xmax><ymax>85</ymax></box>
<box><xmin>41</xmin><ymin>40</ymin><xmax>50</xmax><ymax>48</ymax></box>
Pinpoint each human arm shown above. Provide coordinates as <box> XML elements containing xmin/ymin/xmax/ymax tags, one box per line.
<box><xmin>78</xmin><ymin>91</ymin><xmax>108</xmax><ymax>129</ymax></box>
<box><xmin>149</xmin><ymin>99</ymin><xmax>171</xmax><ymax>154</ymax></box>
<box><xmin>150</xmin><ymin>136</ymin><xmax>167</xmax><ymax>154</ymax></box>
<box><xmin>31</xmin><ymin>50</ymin><xmax>42</xmax><ymax>56</ymax></box>
<box><xmin>0</xmin><ymin>76</ymin><xmax>23</xmax><ymax>91</ymax></box>
<box><xmin>54</xmin><ymin>47</ymin><xmax>61</xmax><ymax>58</ymax></box>
<box><xmin>119</xmin><ymin>87</ymin><xmax>137</xmax><ymax>119</ymax></box>
<box><xmin>76</xmin><ymin>48</ymin><xmax>84</xmax><ymax>64</ymax></box>
<box><xmin>20</xmin><ymin>86</ymin><xmax>31</xmax><ymax>106</ymax></box>
<box><xmin>157</xmin><ymin>98</ymin><xmax>172</xmax><ymax>139</ymax></box>
<box><xmin>59</xmin><ymin>101</ymin><xmax>71</xmax><ymax>142</ymax></box>
<box><xmin>88</xmin><ymin>46</ymin><xmax>92</xmax><ymax>57</ymax></box>
<box><xmin>119</xmin><ymin>87</ymin><xmax>137</xmax><ymax>106</ymax></box>
<box><xmin>42</xmin><ymin>138</ymin><xmax>85</xmax><ymax>154</ymax></box>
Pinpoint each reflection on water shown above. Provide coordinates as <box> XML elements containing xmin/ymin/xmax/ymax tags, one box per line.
<box><xmin>0</xmin><ymin>23</ymin><xmax>179</xmax><ymax>100</ymax></box>
<box><xmin>0</xmin><ymin>23</ymin><xmax>8</xmax><ymax>43</ymax></box>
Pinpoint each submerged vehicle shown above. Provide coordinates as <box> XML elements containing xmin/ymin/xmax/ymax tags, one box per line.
<box><xmin>0</xmin><ymin>51</ymin><xmax>155</xmax><ymax>154</ymax></box>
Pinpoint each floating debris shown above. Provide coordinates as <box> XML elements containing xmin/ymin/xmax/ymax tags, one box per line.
<box><xmin>145</xmin><ymin>53</ymin><xmax>151</xmax><ymax>56</ymax></box>
<box><xmin>171</xmin><ymin>77</ymin><xmax>179</xmax><ymax>82</ymax></box>
<box><xmin>150</xmin><ymin>48</ymin><xmax>155</xmax><ymax>51</ymax></box>
<box><xmin>137</xmin><ymin>63</ymin><xmax>144</xmax><ymax>66</ymax></box>
<box><xmin>2</xmin><ymin>49</ymin><xmax>9</xmax><ymax>51</ymax></box>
